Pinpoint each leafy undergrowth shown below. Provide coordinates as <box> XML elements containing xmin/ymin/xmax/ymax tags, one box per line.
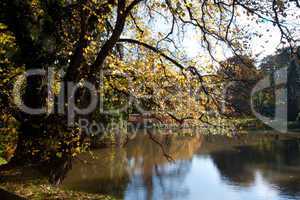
<box><xmin>0</xmin><ymin>157</ymin><xmax>7</xmax><ymax>165</ymax></box>
<box><xmin>0</xmin><ymin>167</ymin><xmax>116</xmax><ymax>200</ymax></box>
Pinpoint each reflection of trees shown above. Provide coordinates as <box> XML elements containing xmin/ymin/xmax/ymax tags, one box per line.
<box><xmin>126</xmin><ymin>134</ymin><xmax>202</xmax><ymax>166</ymax></box>
<box><xmin>210</xmin><ymin>148</ymin><xmax>255</xmax><ymax>186</ymax></box>
<box><xmin>210</xmin><ymin>138</ymin><xmax>300</xmax><ymax>197</ymax></box>
<box><xmin>62</xmin><ymin>148</ymin><xmax>130</xmax><ymax>199</ymax></box>
<box><xmin>153</xmin><ymin>160</ymin><xmax>191</xmax><ymax>200</ymax></box>
<box><xmin>63</xmin><ymin>134</ymin><xmax>202</xmax><ymax>199</ymax></box>
<box><xmin>125</xmin><ymin>134</ymin><xmax>201</xmax><ymax>200</ymax></box>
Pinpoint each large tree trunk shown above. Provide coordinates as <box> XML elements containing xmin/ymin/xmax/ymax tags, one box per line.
<box><xmin>11</xmin><ymin>67</ymin><xmax>48</xmax><ymax>164</ymax></box>
<box><xmin>10</xmin><ymin>113</ymin><xmax>76</xmax><ymax>184</ymax></box>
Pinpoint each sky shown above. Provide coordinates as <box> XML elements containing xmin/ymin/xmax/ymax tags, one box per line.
<box><xmin>182</xmin><ymin>10</ymin><xmax>300</xmax><ymax>62</ymax></box>
<box><xmin>143</xmin><ymin>3</ymin><xmax>300</xmax><ymax>65</ymax></box>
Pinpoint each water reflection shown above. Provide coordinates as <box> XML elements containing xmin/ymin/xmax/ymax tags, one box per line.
<box><xmin>209</xmin><ymin>138</ymin><xmax>300</xmax><ymax>198</ymax></box>
<box><xmin>62</xmin><ymin>133</ymin><xmax>300</xmax><ymax>200</ymax></box>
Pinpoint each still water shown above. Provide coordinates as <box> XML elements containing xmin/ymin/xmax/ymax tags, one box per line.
<box><xmin>62</xmin><ymin>132</ymin><xmax>300</xmax><ymax>200</ymax></box>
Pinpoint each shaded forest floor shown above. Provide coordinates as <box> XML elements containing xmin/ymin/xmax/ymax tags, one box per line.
<box><xmin>0</xmin><ymin>166</ymin><xmax>115</xmax><ymax>200</ymax></box>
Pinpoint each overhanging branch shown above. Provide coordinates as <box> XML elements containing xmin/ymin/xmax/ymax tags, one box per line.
<box><xmin>118</xmin><ymin>38</ymin><xmax>185</xmax><ymax>70</ymax></box>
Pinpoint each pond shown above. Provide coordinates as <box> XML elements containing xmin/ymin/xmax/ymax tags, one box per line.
<box><xmin>62</xmin><ymin>132</ymin><xmax>300</xmax><ymax>200</ymax></box>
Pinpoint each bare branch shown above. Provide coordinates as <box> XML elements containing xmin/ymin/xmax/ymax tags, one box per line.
<box><xmin>118</xmin><ymin>38</ymin><xmax>185</xmax><ymax>70</ymax></box>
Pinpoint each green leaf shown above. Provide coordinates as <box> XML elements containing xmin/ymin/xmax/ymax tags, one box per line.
<box><xmin>0</xmin><ymin>157</ymin><xmax>7</xmax><ymax>165</ymax></box>
<box><xmin>56</xmin><ymin>152</ymin><xmax>62</xmax><ymax>158</ymax></box>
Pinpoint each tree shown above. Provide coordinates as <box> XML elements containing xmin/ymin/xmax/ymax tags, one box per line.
<box><xmin>0</xmin><ymin>0</ymin><xmax>299</xmax><ymax>184</ymax></box>
<box><xmin>259</xmin><ymin>46</ymin><xmax>300</xmax><ymax>120</ymax></box>
<box><xmin>217</xmin><ymin>56</ymin><xmax>261</xmax><ymax>116</ymax></box>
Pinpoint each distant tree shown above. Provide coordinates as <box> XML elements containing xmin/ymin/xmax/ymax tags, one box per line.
<box><xmin>218</xmin><ymin>56</ymin><xmax>261</xmax><ymax>116</ymax></box>
<box><xmin>259</xmin><ymin>47</ymin><xmax>300</xmax><ymax>121</ymax></box>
